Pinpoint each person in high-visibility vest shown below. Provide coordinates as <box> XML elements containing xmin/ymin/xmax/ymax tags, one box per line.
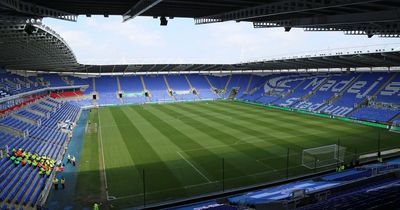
<box><xmin>61</xmin><ymin>177</ymin><xmax>65</xmax><ymax>189</ymax></box>
<box><xmin>93</xmin><ymin>203</ymin><xmax>100</xmax><ymax>210</ymax></box>
<box><xmin>52</xmin><ymin>177</ymin><xmax>59</xmax><ymax>190</ymax></box>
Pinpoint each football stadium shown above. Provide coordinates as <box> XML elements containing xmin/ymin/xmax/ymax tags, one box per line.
<box><xmin>1</xmin><ymin>1</ymin><xmax>400</xmax><ymax>210</ymax></box>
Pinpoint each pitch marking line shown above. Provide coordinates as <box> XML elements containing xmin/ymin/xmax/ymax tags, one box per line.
<box><xmin>177</xmin><ymin>139</ymin><xmax>265</xmax><ymax>154</ymax></box>
<box><xmin>176</xmin><ymin>151</ymin><xmax>212</xmax><ymax>183</ymax></box>
<box><xmin>98</xmin><ymin>110</ymin><xmax>110</xmax><ymax>200</ymax></box>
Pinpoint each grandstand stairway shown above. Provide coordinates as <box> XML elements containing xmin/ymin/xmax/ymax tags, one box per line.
<box><xmin>26</xmin><ymin>107</ymin><xmax>48</xmax><ymax>119</ymax></box>
<box><xmin>42</xmin><ymin>99</ymin><xmax>60</xmax><ymax>108</ymax></box>
<box><xmin>323</xmin><ymin>73</ymin><xmax>363</xmax><ymax>108</ymax></box>
<box><xmin>372</xmin><ymin>72</ymin><xmax>398</xmax><ymax>99</ymax></box>
<box><xmin>116</xmin><ymin>76</ymin><xmax>122</xmax><ymax>93</ymax></box>
<box><xmin>4</xmin><ymin>78</ymin><xmax>17</xmax><ymax>88</ymax></box>
<box><xmin>184</xmin><ymin>75</ymin><xmax>200</xmax><ymax>99</ymax></box>
<box><xmin>163</xmin><ymin>75</ymin><xmax>176</xmax><ymax>101</ymax></box>
<box><xmin>345</xmin><ymin>73</ymin><xmax>399</xmax><ymax>117</ymax></box>
<box><xmin>16</xmin><ymin>78</ymin><xmax>25</xmax><ymax>86</ymax></box>
<box><xmin>11</xmin><ymin>114</ymin><xmax>40</xmax><ymax>126</ymax></box>
<box><xmin>35</xmin><ymin>103</ymin><xmax>54</xmax><ymax>112</ymax></box>
<box><xmin>140</xmin><ymin>76</ymin><xmax>151</xmax><ymax>102</ymax></box>
<box><xmin>279</xmin><ymin>78</ymin><xmax>308</xmax><ymax>101</ymax></box>
<box><xmin>92</xmin><ymin>78</ymin><xmax>96</xmax><ymax>93</ymax></box>
<box><xmin>300</xmin><ymin>76</ymin><xmax>330</xmax><ymax>102</ymax></box>
<box><xmin>227</xmin><ymin>88</ymin><xmax>238</xmax><ymax>100</ymax></box>
<box><xmin>224</xmin><ymin>75</ymin><xmax>232</xmax><ymax>94</ymax></box>
<box><xmin>204</xmin><ymin>75</ymin><xmax>215</xmax><ymax>90</ymax></box>
<box><xmin>61</xmin><ymin>76</ymin><xmax>73</xmax><ymax>86</ymax></box>
<box><xmin>116</xmin><ymin>77</ymin><xmax>123</xmax><ymax>104</ymax></box>
<box><xmin>245</xmin><ymin>75</ymin><xmax>253</xmax><ymax>94</ymax></box>
<box><xmin>24</xmin><ymin>78</ymin><xmax>34</xmax><ymax>86</ymax></box>
<box><xmin>389</xmin><ymin>113</ymin><xmax>400</xmax><ymax>122</ymax></box>
<box><xmin>0</xmin><ymin>124</ymin><xmax>26</xmax><ymax>137</ymax></box>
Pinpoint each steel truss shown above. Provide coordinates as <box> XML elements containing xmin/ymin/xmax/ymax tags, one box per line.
<box><xmin>123</xmin><ymin>0</ymin><xmax>163</xmax><ymax>22</ymax></box>
<box><xmin>0</xmin><ymin>22</ymin><xmax>78</xmax><ymax>70</ymax></box>
<box><xmin>0</xmin><ymin>0</ymin><xmax>77</xmax><ymax>21</ymax></box>
<box><xmin>194</xmin><ymin>0</ymin><xmax>380</xmax><ymax>24</ymax></box>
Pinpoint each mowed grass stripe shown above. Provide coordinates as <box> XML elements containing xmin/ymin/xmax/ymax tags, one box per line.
<box><xmin>218</xmin><ymin>102</ymin><xmax>382</xmax><ymax>151</ymax></box>
<box><xmin>174</xmin><ymin>103</ymin><xmax>308</xmax><ymax>152</ymax></box>
<box><xmin>156</xmin><ymin>104</ymin><xmax>289</xmax><ymax>185</ymax></box>
<box><xmin>228</xmin><ymin>102</ymin><xmax>391</xmax><ymax>152</ymax></box>
<box><xmin>222</xmin><ymin>101</ymin><xmax>369</xmax><ymax>135</ymax></box>
<box><xmin>109</xmin><ymin>107</ymin><xmax>187</xmax><ymax>196</ymax></box>
<box><xmin>75</xmin><ymin>109</ymin><xmax>102</xmax><ymax>205</ymax></box>
<box><xmin>134</xmin><ymin>105</ymin><xmax>255</xmax><ymax>182</ymax></box>
<box><xmin>94</xmin><ymin>101</ymin><xmax>400</xmax><ymax>208</ymax></box>
<box><xmin>194</xmin><ymin>102</ymin><xmax>327</xmax><ymax>145</ymax></box>
<box><xmin>171</xmin><ymin>103</ymin><xmax>309</xmax><ymax>168</ymax></box>
<box><xmin>194</xmin><ymin>102</ymin><xmax>340</xmax><ymax>147</ymax></box>
<box><xmin>99</xmin><ymin>108</ymin><xmax>139</xmax><ymax>197</ymax></box>
<box><xmin>158</xmin><ymin>104</ymin><xmax>289</xmax><ymax>174</ymax></box>
<box><xmin>126</xmin><ymin>106</ymin><xmax>214</xmax><ymax>184</ymax></box>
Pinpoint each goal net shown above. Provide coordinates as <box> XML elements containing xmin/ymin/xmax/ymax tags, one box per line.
<box><xmin>302</xmin><ymin>144</ymin><xmax>346</xmax><ymax>169</ymax></box>
<box><xmin>86</xmin><ymin>122</ymin><xmax>98</xmax><ymax>134</ymax></box>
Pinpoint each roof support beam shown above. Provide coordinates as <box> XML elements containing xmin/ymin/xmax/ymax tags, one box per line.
<box><xmin>123</xmin><ymin>0</ymin><xmax>163</xmax><ymax>22</ymax></box>
<box><xmin>0</xmin><ymin>0</ymin><xmax>77</xmax><ymax>21</ymax></box>
<box><xmin>253</xmin><ymin>9</ymin><xmax>400</xmax><ymax>28</ymax></box>
<box><xmin>194</xmin><ymin>0</ymin><xmax>380</xmax><ymax>25</ymax></box>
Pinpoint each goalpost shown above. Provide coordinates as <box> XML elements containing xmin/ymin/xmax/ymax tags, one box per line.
<box><xmin>86</xmin><ymin>122</ymin><xmax>98</xmax><ymax>134</ymax></box>
<box><xmin>302</xmin><ymin>144</ymin><xmax>346</xmax><ymax>169</ymax></box>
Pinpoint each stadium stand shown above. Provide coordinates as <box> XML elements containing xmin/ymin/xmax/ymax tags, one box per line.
<box><xmin>186</xmin><ymin>75</ymin><xmax>216</xmax><ymax>100</ymax></box>
<box><xmin>166</xmin><ymin>75</ymin><xmax>198</xmax><ymax>101</ymax></box>
<box><xmin>376</xmin><ymin>73</ymin><xmax>400</xmax><ymax>104</ymax></box>
<box><xmin>223</xmin><ymin>75</ymin><xmax>251</xmax><ymax>99</ymax></box>
<box><xmin>319</xmin><ymin>73</ymin><xmax>390</xmax><ymax>116</ymax></box>
<box><xmin>0</xmin><ymin>71</ymin><xmax>399</xmax><ymax>124</ymax></box>
<box><xmin>0</xmin><ymin>96</ymin><xmax>81</xmax><ymax>209</ymax></box>
<box><xmin>240</xmin><ymin>75</ymin><xmax>268</xmax><ymax>101</ymax></box>
<box><xmin>94</xmin><ymin>77</ymin><xmax>120</xmax><ymax>105</ymax></box>
<box><xmin>293</xmin><ymin>73</ymin><xmax>358</xmax><ymax>112</ymax></box>
<box><xmin>350</xmin><ymin>107</ymin><xmax>400</xmax><ymax>122</ymax></box>
<box><xmin>144</xmin><ymin>75</ymin><xmax>174</xmax><ymax>102</ymax></box>
<box><xmin>274</xmin><ymin>75</ymin><xmax>328</xmax><ymax>107</ymax></box>
<box><xmin>118</xmin><ymin>76</ymin><xmax>147</xmax><ymax>104</ymax></box>
<box><xmin>219</xmin><ymin>158</ymin><xmax>400</xmax><ymax>210</ymax></box>
<box><xmin>42</xmin><ymin>75</ymin><xmax>67</xmax><ymax>87</ymax></box>
<box><xmin>172</xmin><ymin>158</ymin><xmax>400</xmax><ymax>210</ymax></box>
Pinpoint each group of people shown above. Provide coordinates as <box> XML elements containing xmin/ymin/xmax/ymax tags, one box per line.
<box><xmin>9</xmin><ymin>148</ymin><xmax>56</xmax><ymax>176</ymax></box>
<box><xmin>52</xmin><ymin>177</ymin><xmax>65</xmax><ymax>190</ymax></box>
<box><xmin>52</xmin><ymin>153</ymin><xmax>78</xmax><ymax>190</ymax></box>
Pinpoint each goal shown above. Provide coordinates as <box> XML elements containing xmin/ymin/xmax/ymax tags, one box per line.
<box><xmin>302</xmin><ymin>144</ymin><xmax>346</xmax><ymax>169</ymax></box>
<box><xmin>86</xmin><ymin>122</ymin><xmax>98</xmax><ymax>134</ymax></box>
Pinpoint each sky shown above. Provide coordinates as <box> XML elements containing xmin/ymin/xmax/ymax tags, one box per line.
<box><xmin>43</xmin><ymin>16</ymin><xmax>400</xmax><ymax>65</ymax></box>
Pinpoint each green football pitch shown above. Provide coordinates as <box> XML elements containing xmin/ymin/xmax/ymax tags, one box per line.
<box><xmin>76</xmin><ymin>101</ymin><xmax>400</xmax><ymax>208</ymax></box>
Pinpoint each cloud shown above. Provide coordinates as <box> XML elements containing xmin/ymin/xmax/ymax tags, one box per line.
<box><xmin>43</xmin><ymin>16</ymin><xmax>399</xmax><ymax>65</ymax></box>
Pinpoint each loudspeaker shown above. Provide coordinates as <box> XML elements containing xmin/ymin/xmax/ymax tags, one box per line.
<box><xmin>24</xmin><ymin>23</ymin><xmax>36</xmax><ymax>35</ymax></box>
<box><xmin>160</xmin><ymin>16</ymin><xmax>168</xmax><ymax>26</ymax></box>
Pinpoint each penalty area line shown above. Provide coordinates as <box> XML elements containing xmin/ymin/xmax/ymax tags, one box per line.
<box><xmin>176</xmin><ymin>151</ymin><xmax>212</xmax><ymax>183</ymax></box>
